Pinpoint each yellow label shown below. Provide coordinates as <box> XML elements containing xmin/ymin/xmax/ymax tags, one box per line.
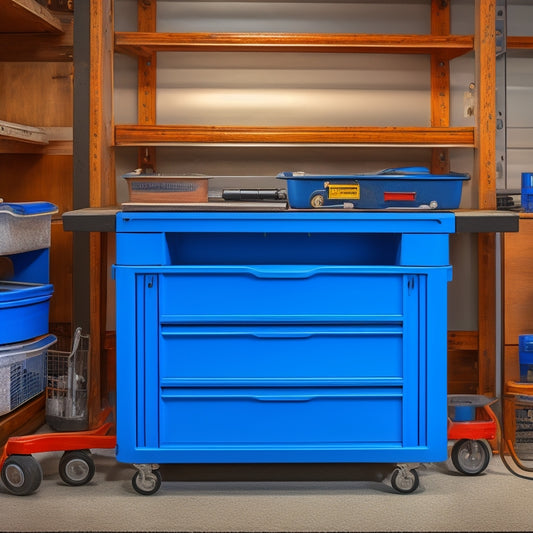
<box><xmin>326</xmin><ymin>183</ymin><xmax>360</xmax><ymax>200</ymax></box>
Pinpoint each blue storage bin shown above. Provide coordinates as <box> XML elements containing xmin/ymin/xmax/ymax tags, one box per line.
<box><xmin>0</xmin><ymin>281</ymin><xmax>54</xmax><ymax>344</ymax></box>
<box><xmin>519</xmin><ymin>334</ymin><xmax>533</xmax><ymax>382</ymax></box>
<box><xmin>521</xmin><ymin>173</ymin><xmax>533</xmax><ymax>213</ymax></box>
<box><xmin>277</xmin><ymin>166</ymin><xmax>470</xmax><ymax>209</ymax></box>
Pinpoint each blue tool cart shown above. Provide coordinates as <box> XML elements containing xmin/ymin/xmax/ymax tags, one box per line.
<box><xmin>113</xmin><ymin>210</ymin><xmax>454</xmax><ymax>494</ymax></box>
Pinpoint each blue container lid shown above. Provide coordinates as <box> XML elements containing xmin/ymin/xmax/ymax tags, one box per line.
<box><xmin>278</xmin><ymin>166</ymin><xmax>471</xmax><ymax>182</ymax></box>
<box><xmin>0</xmin><ymin>334</ymin><xmax>57</xmax><ymax>358</ymax></box>
<box><xmin>0</xmin><ymin>281</ymin><xmax>54</xmax><ymax>303</ymax></box>
<box><xmin>0</xmin><ymin>202</ymin><xmax>58</xmax><ymax>216</ymax></box>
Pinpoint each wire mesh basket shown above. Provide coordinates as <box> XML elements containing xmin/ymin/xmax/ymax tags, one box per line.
<box><xmin>45</xmin><ymin>327</ymin><xmax>89</xmax><ymax>432</ymax></box>
<box><xmin>0</xmin><ymin>335</ymin><xmax>55</xmax><ymax>416</ymax></box>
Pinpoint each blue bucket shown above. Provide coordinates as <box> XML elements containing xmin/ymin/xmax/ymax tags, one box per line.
<box><xmin>521</xmin><ymin>173</ymin><xmax>533</xmax><ymax>213</ymax></box>
<box><xmin>519</xmin><ymin>334</ymin><xmax>533</xmax><ymax>382</ymax></box>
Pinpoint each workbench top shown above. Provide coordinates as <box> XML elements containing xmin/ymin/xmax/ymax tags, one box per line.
<box><xmin>62</xmin><ymin>206</ymin><xmax>519</xmax><ymax>234</ymax></box>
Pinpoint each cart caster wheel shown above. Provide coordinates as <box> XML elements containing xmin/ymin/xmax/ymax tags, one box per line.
<box><xmin>132</xmin><ymin>468</ymin><xmax>162</xmax><ymax>495</ymax></box>
<box><xmin>391</xmin><ymin>466</ymin><xmax>419</xmax><ymax>494</ymax></box>
<box><xmin>1</xmin><ymin>455</ymin><xmax>42</xmax><ymax>496</ymax></box>
<box><xmin>310</xmin><ymin>194</ymin><xmax>325</xmax><ymax>208</ymax></box>
<box><xmin>59</xmin><ymin>450</ymin><xmax>95</xmax><ymax>486</ymax></box>
<box><xmin>451</xmin><ymin>439</ymin><xmax>491</xmax><ymax>475</ymax></box>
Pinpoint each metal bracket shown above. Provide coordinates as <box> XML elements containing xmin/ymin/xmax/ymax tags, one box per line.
<box><xmin>495</xmin><ymin>0</ymin><xmax>507</xmax><ymax>189</ymax></box>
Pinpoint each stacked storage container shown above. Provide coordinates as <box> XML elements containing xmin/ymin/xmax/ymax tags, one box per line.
<box><xmin>0</xmin><ymin>202</ymin><xmax>57</xmax><ymax>417</ymax></box>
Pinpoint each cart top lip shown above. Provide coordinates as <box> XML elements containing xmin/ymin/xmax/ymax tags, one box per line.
<box><xmin>278</xmin><ymin>166</ymin><xmax>471</xmax><ymax>181</ymax></box>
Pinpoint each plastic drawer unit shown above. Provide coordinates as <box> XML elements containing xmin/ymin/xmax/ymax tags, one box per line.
<box><xmin>113</xmin><ymin>211</ymin><xmax>454</xmax><ymax>494</ymax></box>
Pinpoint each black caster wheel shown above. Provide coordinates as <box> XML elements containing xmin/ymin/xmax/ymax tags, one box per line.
<box><xmin>59</xmin><ymin>450</ymin><xmax>96</xmax><ymax>486</ymax></box>
<box><xmin>132</xmin><ymin>468</ymin><xmax>162</xmax><ymax>496</ymax></box>
<box><xmin>1</xmin><ymin>454</ymin><xmax>43</xmax><ymax>496</ymax></box>
<box><xmin>391</xmin><ymin>467</ymin><xmax>419</xmax><ymax>494</ymax></box>
<box><xmin>451</xmin><ymin>439</ymin><xmax>491</xmax><ymax>475</ymax></box>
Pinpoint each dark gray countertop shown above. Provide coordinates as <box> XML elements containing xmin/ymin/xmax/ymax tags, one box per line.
<box><xmin>62</xmin><ymin>206</ymin><xmax>520</xmax><ymax>234</ymax></box>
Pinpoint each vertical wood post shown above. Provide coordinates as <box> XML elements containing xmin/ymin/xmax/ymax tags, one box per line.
<box><xmin>137</xmin><ymin>0</ymin><xmax>157</xmax><ymax>171</ymax></box>
<box><xmin>430</xmin><ymin>0</ymin><xmax>451</xmax><ymax>174</ymax></box>
<box><xmin>89</xmin><ymin>0</ymin><xmax>116</xmax><ymax>426</ymax></box>
<box><xmin>475</xmin><ymin>0</ymin><xmax>497</xmax><ymax>396</ymax></box>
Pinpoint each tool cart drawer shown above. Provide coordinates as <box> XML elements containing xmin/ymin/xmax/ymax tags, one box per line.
<box><xmin>159</xmin><ymin>266</ymin><xmax>409</xmax><ymax>320</ymax></box>
<box><xmin>159</xmin><ymin>323</ymin><xmax>406</xmax><ymax>382</ymax></box>
<box><xmin>158</xmin><ymin>387</ymin><xmax>404</xmax><ymax>451</ymax></box>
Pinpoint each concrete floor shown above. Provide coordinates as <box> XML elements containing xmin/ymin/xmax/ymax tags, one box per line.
<box><xmin>1</xmin><ymin>441</ymin><xmax>533</xmax><ymax>532</ymax></box>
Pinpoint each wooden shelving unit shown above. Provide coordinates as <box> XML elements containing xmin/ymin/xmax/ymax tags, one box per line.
<box><xmin>0</xmin><ymin>0</ymin><xmax>73</xmax><ymax>445</ymax></box>
<box><xmin>113</xmin><ymin>28</ymin><xmax>475</xmax><ymax>149</ymax></box>
<box><xmin>0</xmin><ymin>0</ymin><xmax>72</xmax><ymax>154</ymax></box>
<box><xmin>0</xmin><ymin>0</ymin><xmax>63</xmax><ymax>33</ymax></box>
<box><xmin>83</xmin><ymin>0</ymin><xmax>498</xmax><ymax>425</ymax></box>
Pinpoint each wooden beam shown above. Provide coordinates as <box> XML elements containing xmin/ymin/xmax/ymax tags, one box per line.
<box><xmin>115</xmin><ymin>125</ymin><xmax>475</xmax><ymax>146</ymax></box>
<box><xmin>115</xmin><ymin>31</ymin><xmax>474</xmax><ymax>57</ymax></box>
<box><xmin>507</xmin><ymin>36</ymin><xmax>533</xmax><ymax>49</ymax></box>
<box><xmin>430</xmin><ymin>0</ymin><xmax>450</xmax><ymax>174</ymax></box>
<box><xmin>475</xmin><ymin>0</ymin><xmax>497</xmax><ymax>210</ymax></box>
<box><xmin>89</xmin><ymin>0</ymin><xmax>115</xmax><ymax>428</ymax></box>
<box><xmin>475</xmin><ymin>0</ymin><xmax>497</xmax><ymax>397</ymax></box>
<box><xmin>137</xmin><ymin>0</ymin><xmax>157</xmax><ymax>171</ymax></box>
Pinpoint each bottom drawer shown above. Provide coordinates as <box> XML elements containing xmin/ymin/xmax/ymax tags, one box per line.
<box><xmin>159</xmin><ymin>387</ymin><xmax>403</xmax><ymax>448</ymax></box>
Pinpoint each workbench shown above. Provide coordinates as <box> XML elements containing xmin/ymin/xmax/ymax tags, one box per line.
<box><xmin>63</xmin><ymin>207</ymin><xmax>518</xmax><ymax>494</ymax></box>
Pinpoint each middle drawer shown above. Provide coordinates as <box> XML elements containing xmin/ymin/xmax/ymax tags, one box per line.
<box><xmin>160</xmin><ymin>324</ymin><xmax>406</xmax><ymax>383</ymax></box>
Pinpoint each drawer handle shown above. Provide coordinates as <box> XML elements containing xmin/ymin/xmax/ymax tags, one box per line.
<box><xmin>248</xmin><ymin>267</ymin><xmax>318</xmax><ymax>279</ymax></box>
<box><xmin>253</xmin><ymin>332</ymin><xmax>313</xmax><ymax>339</ymax></box>
<box><xmin>254</xmin><ymin>395</ymin><xmax>314</xmax><ymax>402</ymax></box>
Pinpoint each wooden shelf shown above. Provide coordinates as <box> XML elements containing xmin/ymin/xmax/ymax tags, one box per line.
<box><xmin>507</xmin><ymin>36</ymin><xmax>533</xmax><ymax>50</ymax></box>
<box><xmin>0</xmin><ymin>119</ymin><xmax>48</xmax><ymax>145</ymax></box>
<box><xmin>115</xmin><ymin>125</ymin><xmax>475</xmax><ymax>147</ymax></box>
<box><xmin>114</xmin><ymin>31</ymin><xmax>474</xmax><ymax>148</ymax></box>
<box><xmin>115</xmin><ymin>32</ymin><xmax>474</xmax><ymax>58</ymax></box>
<box><xmin>0</xmin><ymin>394</ymin><xmax>45</xmax><ymax>447</ymax></box>
<box><xmin>0</xmin><ymin>0</ymin><xmax>63</xmax><ymax>34</ymax></box>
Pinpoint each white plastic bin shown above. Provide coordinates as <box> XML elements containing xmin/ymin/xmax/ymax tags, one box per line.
<box><xmin>0</xmin><ymin>202</ymin><xmax>57</xmax><ymax>255</ymax></box>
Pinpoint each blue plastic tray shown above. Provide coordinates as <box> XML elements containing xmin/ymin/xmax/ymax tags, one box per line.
<box><xmin>278</xmin><ymin>166</ymin><xmax>470</xmax><ymax>209</ymax></box>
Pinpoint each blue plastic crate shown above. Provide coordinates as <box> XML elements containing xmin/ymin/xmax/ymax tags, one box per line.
<box><xmin>277</xmin><ymin>166</ymin><xmax>470</xmax><ymax>209</ymax></box>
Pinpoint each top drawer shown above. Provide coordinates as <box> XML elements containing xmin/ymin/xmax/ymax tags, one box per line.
<box><xmin>159</xmin><ymin>267</ymin><xmax>411</xmax><ymax>321</ymax></box>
